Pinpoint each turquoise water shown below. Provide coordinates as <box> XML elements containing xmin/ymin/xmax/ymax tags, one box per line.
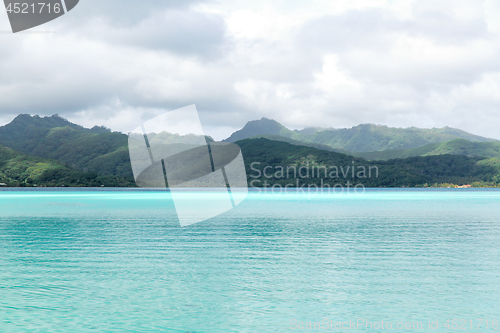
<box><xmin>1</xmin><ymin>189</ymin><xmax>500</xmax><ymax>332</ymax></box>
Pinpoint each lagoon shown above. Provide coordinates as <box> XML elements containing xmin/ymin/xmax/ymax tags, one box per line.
<box><xmin>1</xmin><ymin>189</ymin><xmax>500</xmax><ymax>332</ymax></box>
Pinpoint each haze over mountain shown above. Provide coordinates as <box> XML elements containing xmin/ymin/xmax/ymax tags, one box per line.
<box><xmin>226</xmin><ymin>118</ymin><xmax>495</xmax><ymax>152</ymax></box>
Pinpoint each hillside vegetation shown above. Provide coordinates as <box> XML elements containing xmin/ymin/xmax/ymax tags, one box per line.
<box><xmin>0</xmin><ymin>114</ymin><xmax>132</xmax><ymax>177</ymax></box>
<box><xmin>1</xmin><ymin>114</ymin><xmax>499</xmax><ymax>188</ymax></box>
<box><xmin>238</xmin><ymin>138</ymin><xmax>500</xmax><ymax>188</ymax></box>
<box><xmin>0</xmin><ymin>144</ymin><xmax>134</xmax><ymax>187</ymax></box>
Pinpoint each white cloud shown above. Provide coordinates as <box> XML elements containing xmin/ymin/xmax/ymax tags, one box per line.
<box><xmin>0</xmin><ymin>0</ymin><xmax>499</xmax><ymax>141</ymax></box>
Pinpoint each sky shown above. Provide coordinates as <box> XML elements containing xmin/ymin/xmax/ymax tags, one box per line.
<box><xmin>0</xmin><ymin>0</ymin><xmax>499</xmax><ymax>140</ymax></box>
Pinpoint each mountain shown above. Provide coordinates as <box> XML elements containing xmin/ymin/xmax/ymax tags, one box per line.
<box><xmin>0</xmin><ymin>144</ymin><xmax>134</xmax><ymax>187</ymax></box>
<box><xmin>354</xmin><ymin>139</ymin><xmax>500</xmax><ymax>161</ymax></box>
<box><xmin>238</xmin><ymin>138</ymin><xmax>500</xmax><ymax>187</ymax></box>
<box><xmin>2</xmin><ymin>132</ymin><xmax>497</xmax><ymax>188</ymax></box>
<box><xmin>309</xmin><ymin>124</ymin><xmax>494</xmax><ymax>152</ymax></box>
<box><xmin>225</xmin><ymin>118</ymin><xmax>298</xmax><ymax>142</ymax></box>
<box><xmin>1</xmin><ymin>114</ymin><xmax>499</xmax><ymax>188</ymax></box>
<box><xmin>225</xmin><ymin>119</ymin><xmax>495</xmax><ymax>152</ymax></box>
<box><xmin>0</xmin><ymin>114</ymin><xmax>132</xmax><ymax>177</ymax></box>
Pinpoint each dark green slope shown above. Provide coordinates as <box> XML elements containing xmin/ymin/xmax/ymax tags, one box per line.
<box><xmin>237</xmin><ymin>138</ymin><xmax>500</xmax><ymax>187</ymax></box>
<box><xmin>0</xmin><ymin>114</ymin><xmax>132</xmax><ymax>177</ymax></box>
<box><xmin>246</xmin><ymin>134</ymin><xmax>352</xmax><ymax>154</ymax></box>
<box><xmin>0</xmin><ymin>144</ymin><xmax>134</xmax><ymax>187</ymax></box>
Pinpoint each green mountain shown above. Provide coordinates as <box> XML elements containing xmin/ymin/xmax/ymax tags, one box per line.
<box><xmin>1</xmin><ymin>114</ymin><xmax>499</xmax><ymax>188</ymax></box>
<box><xmin>226</xmin><ymin>118</ymin><xmax>494</xmax><ymax>152</ymax></box>
<box><xmin>306</xmin><ymin>124</ymin><xmax>494</xmax><ymax>152</ymax></box>
<box><xmin>0</xmin><ymin>144</ymin><xmax>134</xmax><ymax>187</ymax></box>
<box><xmin>0</xmin><ymin>114</ymin><xmax>132</xmax><ymax>177</ymax></box>
<box><xmin>225</xmin><ymin>118</ymin><xmax>298</xmax><ymax>142</ymax></box>
<box><xmin>355</xmin><ymin>139</ymin><xmax>500</xmax><ymax>161</ymax></box>
<box><xmin>238</xmin><ymin>138</ymin><xmax>500</xmax><ymax>187</ymax></box>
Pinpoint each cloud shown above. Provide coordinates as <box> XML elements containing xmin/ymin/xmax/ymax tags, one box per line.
<box><xmin>0</xmin><ymin>0</ymin><xmax>499</xmax><ymax>141</ymax></box>
<box><xmin>68</xmin><ymin>0</ymin><xmax>207</xmax><ymax>26</ymax></box>
<box><xmin>74</xmin><ymin>8</ymin><xmax>228</xmax><ymax>57</ymax></box>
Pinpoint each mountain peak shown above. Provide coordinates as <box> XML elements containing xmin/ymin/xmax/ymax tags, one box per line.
<box><xmin>9</xmin><ymin>113</ymin><xmax>84</xmax><ymax>131</ymax></box>
<box><xmin>0</xmin><ymin>114</ymin><xmax>92</xmax><ymax>154</ymax></box>
<box><xmin>225</xmin><ymin>118</ymin><xmax>291</xmax><ymax>142</ymax></box>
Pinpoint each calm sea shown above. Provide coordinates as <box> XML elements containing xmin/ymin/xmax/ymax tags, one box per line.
<box><xmin>1</xmin><ymin>189</ymin><xmax>499</xmax><ymax>332</ymax></box>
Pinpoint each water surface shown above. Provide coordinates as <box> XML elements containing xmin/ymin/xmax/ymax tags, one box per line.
<box><xmin>1</xmin><ymin>189</ymin><xmax>499</xmax><ymax>332</ymax></box>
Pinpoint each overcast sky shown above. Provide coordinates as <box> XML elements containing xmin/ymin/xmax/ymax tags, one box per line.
<box><xmin>0</xmin><ymin>0</ymin><xmax>499</xmax><ymax>140</ymax></box>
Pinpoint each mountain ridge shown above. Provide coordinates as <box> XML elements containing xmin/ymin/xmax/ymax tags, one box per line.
<box><xmin>225</xmin><ymin>118</ymin><xmax>495</xmax><ymax>152</ymax></box>
<box><xmin>1</xmin><ymin>113</ymin><xmax>499</xmax><ymax>187</ymax></box>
